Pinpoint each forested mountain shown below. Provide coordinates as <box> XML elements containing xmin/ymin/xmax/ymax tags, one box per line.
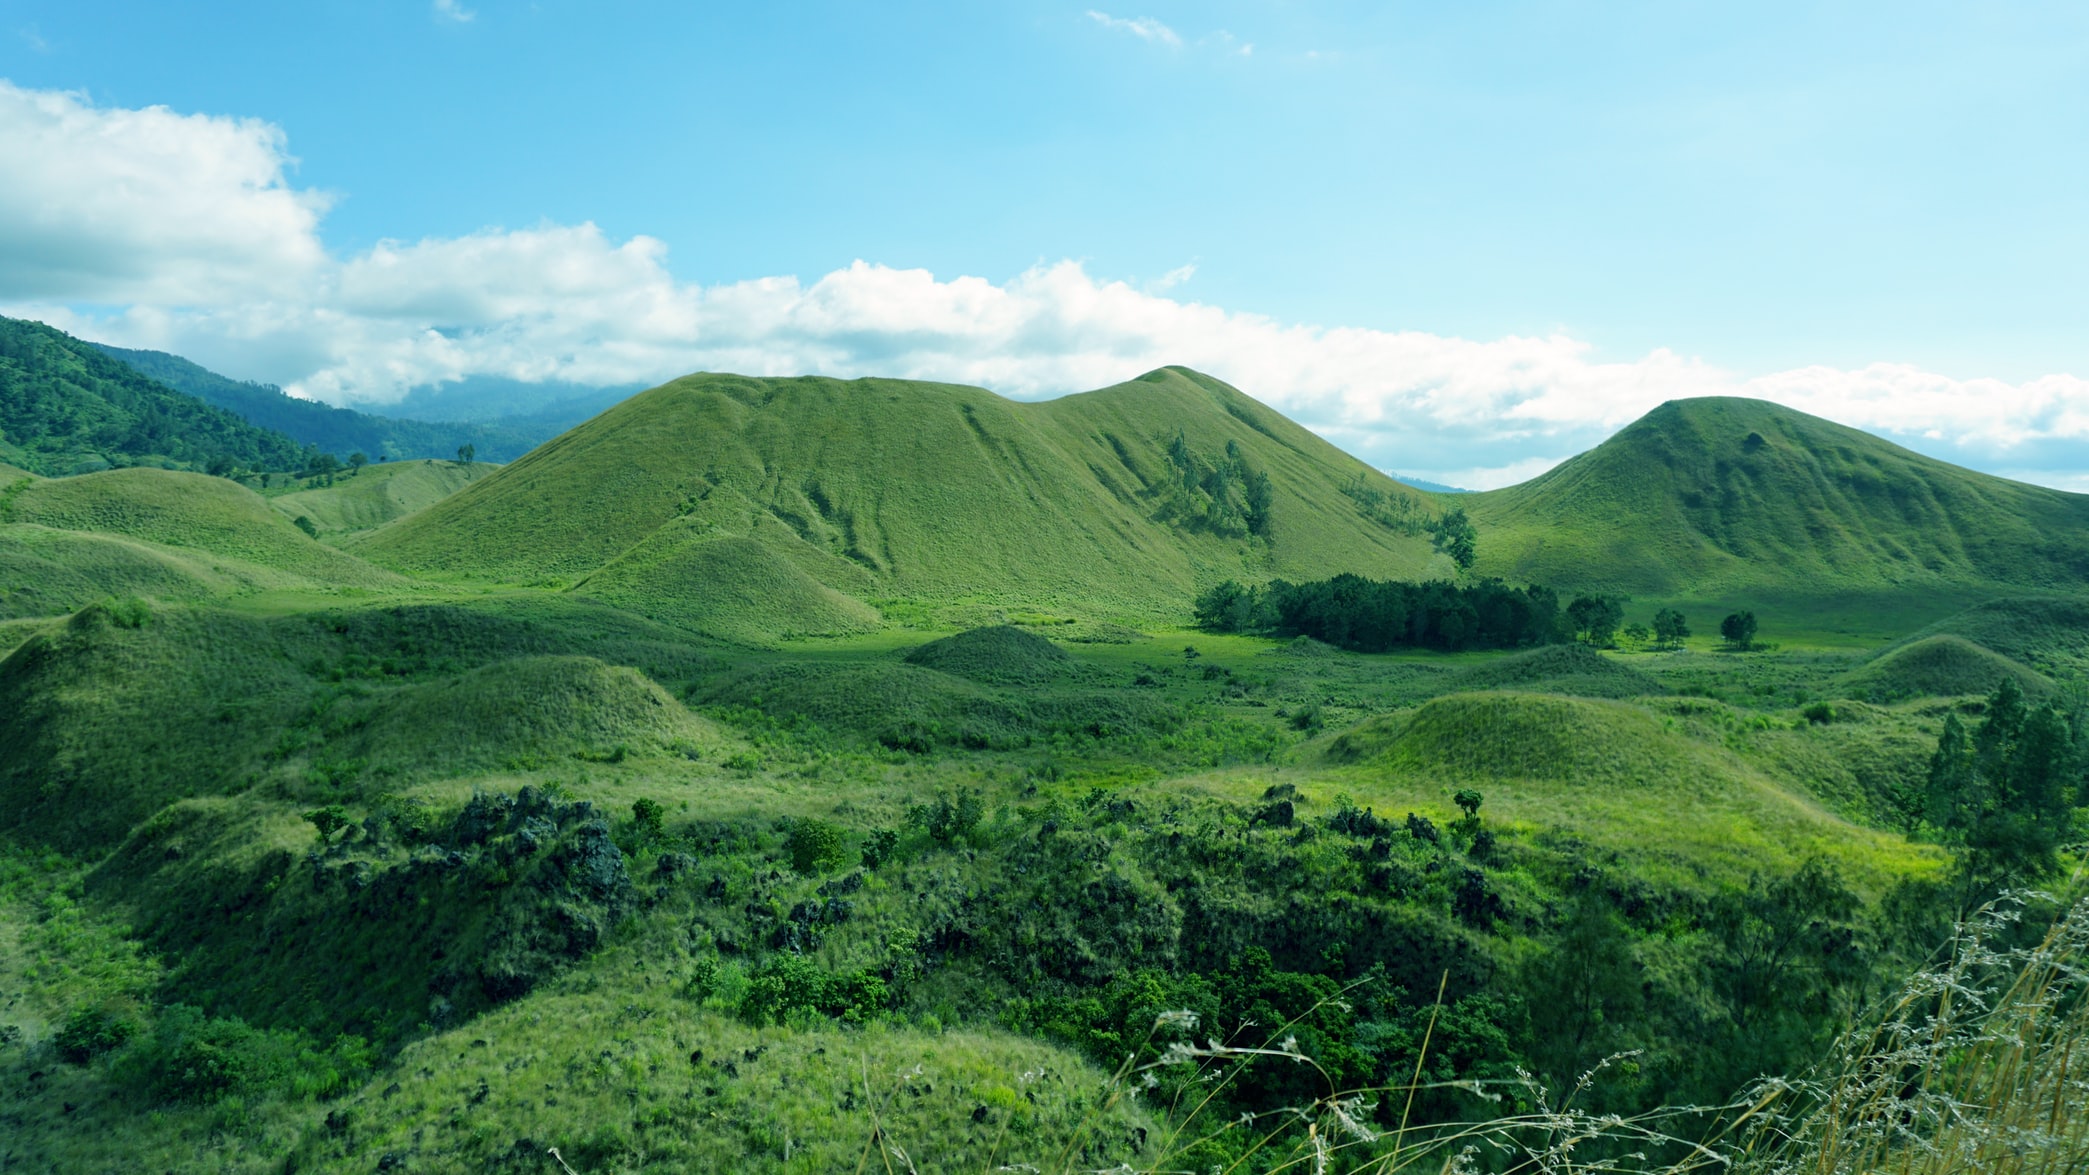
<box><xmin>94</xmin><ymin>344</ymin><xmax>585</xmax><ymax>463</ymax></box>
<box><xmin>0</xmin><ymin>318</ymin><xmax>308</xmax><ymax>476</ymax></box>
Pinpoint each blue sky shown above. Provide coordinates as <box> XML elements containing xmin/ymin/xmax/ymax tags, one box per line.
<box><xmin>5</xmin><ymin>1</ymin><xmax>2089</xmax><ymax>487</ymax></box>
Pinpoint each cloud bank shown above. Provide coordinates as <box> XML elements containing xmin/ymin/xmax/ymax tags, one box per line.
<box><xmin>3</xmin><ymin>79</ymin><xmax>2086</xmax><ymax>490</ymax></box>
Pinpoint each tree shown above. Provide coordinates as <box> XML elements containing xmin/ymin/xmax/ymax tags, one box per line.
<box><xmin>1566</xmin><ymin>595</ymin><xmax>1625</xmax><ymax>647</ymax></box>
<box><xmin>1923</xmin><ymin>712</ymin><xmax>1977</xmax><ymax>836</ymax></box>
<box><xmin>1427</xmin><ymin>507</ymin><xmax>1478</xmax><ymax>570</ymax></box>
<box><xmin>347</xmin><ymin>451</ymin><xmax>368</xmax><ymax>475</ymax></box>
<box><xmin>305</xmin><ymin>804</ymin><xmax>350</xmax><ymax>846</ymax></box>
<box><xmin>457</xmin><ymin>443</ymin><xmax>476</xmax><ymax>466</ymax></box>
<box><xmin>1652</xmin><ymin>608</ymin><xmax>1690</xmax><ymax>648</ymax></box>
<box><xmin>1194</xmin><ymin>580</ymin><xmax>1260</xmax><ymax>633</ymax></box>
<box><xmin>1719</xmin><ymin>610</ymin><xmax>1758</xmax><ymax>650</ymax></box>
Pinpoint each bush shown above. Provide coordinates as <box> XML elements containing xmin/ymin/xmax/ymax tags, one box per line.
<box><xmin>908</xmin><ymin>789</ymin><xmax>983</xmax><ymax>846</ymax></box>
<box><xmin>55</xmin><ymin>1007</ymin><xmax>136</xmax><ymax>1063</ymax></box>
<box><xmin>786</xmin><ymin>818</ymin><xmax>849</xmax><ymax>875</ymax></box>
<box><xmin>738</xmin><ymin>955</ymin><xmax>889</xmax><ymax>1025</ymax></box>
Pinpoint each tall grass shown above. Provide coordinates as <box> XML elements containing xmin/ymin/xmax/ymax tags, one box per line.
<box><xmin>854</xmin><ymin>887</ymin><xmax>2089</xmax><ymax>1175</ymax></box>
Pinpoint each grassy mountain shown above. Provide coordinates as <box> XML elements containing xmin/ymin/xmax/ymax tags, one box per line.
<box><xmin>355</xmin><ymin>367</ymin><xmax>1448</xmax><ymax>637</ymax></box>
<box><xmin>0</xmin><ymin>318</ymin><xmax>308</xmax><ymax>476</ymax></box>
<box><xmin>94</xmin><ymin>344</ymin><xmax>578</xmax><ymax>464</ymax></box>
<box><xmin>1463</xmin><ymin>396</ymin><xmax>2089</xmax><ymax>598</ymax></box>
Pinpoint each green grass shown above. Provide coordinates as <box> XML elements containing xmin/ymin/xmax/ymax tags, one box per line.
<box><xmin>902</xmin><ymin>623</ymin><xmax>1078</xmax><ymax>684</ymax></box>
<box><xmin>267</xmin><ymin>459</ymin><xmax>484</xmax><ymax>539</ymax></box>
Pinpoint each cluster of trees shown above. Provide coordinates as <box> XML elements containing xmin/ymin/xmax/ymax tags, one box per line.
<box><xmin>1158</xmin><ymin>433</ymin><xmax>1272</xmax><ymax>537</ymax></box>
<box><xmin>1196</xmin><ymin>574</ymin><xmax>1568</xmax><ymax>651</ymax></box>
<box><xmin>1918</xmin><ymin>678</ymin><xmax>2081</xmax><ymax>889</ymax></box>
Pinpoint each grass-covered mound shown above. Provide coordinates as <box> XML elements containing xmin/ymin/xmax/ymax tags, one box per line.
<box><xmin>338</xmin><ymin>654</ymin><xmax>718</xmax><ymax>773</ymax></box>
<box><xmin>1321</xmin><ymin>692</ymin><xmax>1937</xmax><ymax>887</ymax></box>
<box><xmin>1445</xmin><ymin>642</ymin><xmax>1665</xmax><ymax>699</ymax></box>
<box><xmin>0</xmin><ymin>602</ymin><xmax>318</xmax><ymax>851</ymax></box>
<box><xmin>902</xmin><ymin>624</ymin><xmax>1077</xmax><ymax>685</ymax></box>
<box><xmin>1841</xmin><ymin>634</ymin><xmax>2052</xmax><ymax>702</ymax></box>
<box><xmin>4</xmin><ymin>467</ymin><xmax>401</xmax><ymax>588</ymax></box>
<box><xmin>356</xmin><ymin>367</ymin><xmax>1446</xmax><ymax>619</ymax></box>
<box><xmin>573</xmin><ymin>529</ymin><xmax>881</xmax><ymax>644</ymax></box>
<box><xmin>1464</xmin><ymin>396</ymin><xmax>2089</xmax><ymax>597</ymax></box>
<box><xmin>268</xmin><ymin>459</ymin><xmax>482</xmax><ymax>539</ymax></box>
<box><xmin>1327</xmin><ymin>692</ymin><xmax>1698</xmax><ymax>786</ymax></box>
<box><xmin>1900</xmin><ymin>596</ymin><xmax>2089</xmax><ymax>676</ymax></box>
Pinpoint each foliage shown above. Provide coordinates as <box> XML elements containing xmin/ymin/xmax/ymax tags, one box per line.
<box><xmin>785</xmin><ymin>817</ymin><xmax>849</xmax><ymax>875</ymax></box>
<box><xmin>1720</xmin><ymin>609</ymin><xmax>1758</xmax><ymax>649</ymax></box>
<box><xmin>1426</xmin><ymin>505</ymin><xmax>1479</xmax><ymax>569</ymax></box>
<box><xmin>54</xmin><ymin>1006</ymin><xmax>137</xmax><ymax>1063</ymax></box>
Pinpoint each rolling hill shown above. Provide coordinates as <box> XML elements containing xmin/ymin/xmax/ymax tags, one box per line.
<box><xmin>267</xmin><ymin>458</ymin><xmax>484</xmax><ymax>539</ymax></box>
<box><xmin>1462</xmin><ymin>396</ymin><xmax>2089</xmax><ymax>598</ymax></box>
<box><xmin>354</xmin><ymin>367</ymin><xmax>1451</xmax><ymax>635</ymax></box>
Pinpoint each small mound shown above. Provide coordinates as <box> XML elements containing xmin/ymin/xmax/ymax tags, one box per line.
<box><xmin>1325</xmin><ymin>692</ymin><xmax>1696</xmax><ymax>788</ymax></box>
<box><xmin>1843</xmin><ymin>634</ymin><xmax>2051</xmax><ymax>702</ymax></box>
<box><xmin>575</xmin><ymin>532</ymin><xmax>881</xmax><ymax>645</ymax></box>
<box><xmin>345</xmin><ymin>655</ymin><xmax>716</xmax><ymax>773</ymax></box>
<box><xmin>1904</xmin><ymin>597</ymin><xmax>2089</xmax><ymax>674</ymax></box>
<box><xmin>1448</xmin><ymin>643</ymin><xmax>1665</xmax><ymax>699</ymax></box>
<box><xmin>1267</xmin><ymin>635</ymin><xmax>1343</xmax><ymax>659</ymax></box>
<box><xmin>903</xmin><ymin>624</ymin><xmax>1076</xmax><ymax>684</ymax></box>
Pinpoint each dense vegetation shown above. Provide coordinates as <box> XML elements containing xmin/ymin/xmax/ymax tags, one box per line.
<box><xmin>6</xmin><ymin>330</ymin><xmax>2089</xmax><ymax>1171</ymax></box>
<box><xmin>0</xmin><ymin>318</ymin><xmax>310</xmax><ymax>476</ymax></box>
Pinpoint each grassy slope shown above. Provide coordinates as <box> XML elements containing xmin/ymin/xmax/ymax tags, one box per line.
<box><xmin>3</xmin><ymin>466</ymin><xmax>402</xmax><ymax>592</ymax></box>
<box><xmin>354</xmin><ymin>368</ymin><xmax>1442</xmax><ymax>632</ymax></box>
<box><xmin>1463</xmin><ymin>397</ymin><xmax>2089</xmax><ymax>601</ymax></box>
<box><xmin>269</xmin><ymin>459</ymin><xmax>483</xmax><ymax>539</ymax></box>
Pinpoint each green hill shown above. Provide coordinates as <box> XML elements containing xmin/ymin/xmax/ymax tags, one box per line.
<box><xmin>355</xmin><ymin>367</ymin><xmax>1447</xmax><ymax>635</ymax></box>
<box><xmin>1463</xmin><ymin>396</ymin><xmax>2089</xmax><ymax>599</ymax></box>
<box><xmin>267</xmin><ymin>458</ymin><xmax>483</xmax><ymax>539</ymax></box>
<box><xmin>96</xmin><ymin>343</ymin><xmax>571</xmax><ymax>463</ymax></box>
<box><xmin>3</xmin><ymin>466</ymin><xmax>401</xmax><ymax>592</ymax></box>
<box><xmin>1840</xmin><ymin>634</ymin><xmax>2053</xmax><ymax>702</ymax></box>
<box><xmin>0</xmin><ymin>317</ymin><xmax>308</xmax><ymax>476</ymax></box>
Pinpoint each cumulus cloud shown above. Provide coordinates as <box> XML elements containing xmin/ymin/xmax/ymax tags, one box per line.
<box><xmin>0</xmin><ymin>81</ymin><xmax>331</xmax><ymax>305</ymax></box>
<box><xmin>10</xmin><ymin>82</ymin><xmax>2089</xmax><ymax>491</ymax></box>
<box><xmin>1085</xmin><ymin>11</ymin><xmax>1181</xmax><ymax>47</ymax></box>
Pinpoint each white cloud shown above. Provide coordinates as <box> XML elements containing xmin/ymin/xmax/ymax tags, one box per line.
<box><xmin>433</xmin><ymin>0</ymin><xmax>475</xmax><ymax>23</ymax></box>
<box><xmin>13</xmin><ymin>83</ymin><xmax>2089</xmax><ymax>492</ymax></box>
<box><xmin>19</xmin><ymin>25</ymin><xmax>50</xmax><ymax>53</ymax></box>
<box><xmin>1085</xmin><ymin>11</ymin><xmax>1181</xmax><ymax>47</ymax></box>
<box><xmin>0</xmin><ymin>81</ymin><xmax>331</xmax><ymax>305</ymax></box>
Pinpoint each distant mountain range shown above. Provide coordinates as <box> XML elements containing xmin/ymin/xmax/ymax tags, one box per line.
<box><xmin>94</xmin><ymin>344</ymin><xmax>630</xmax><ymax>464</ymax></box>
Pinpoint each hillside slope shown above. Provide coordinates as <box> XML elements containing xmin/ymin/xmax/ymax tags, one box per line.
<box><xmin>355</xmin><ymin>367</ymin><xmax>1447</xmax><ymax>630</ymax></box>
<box><xmin>268</xmin><ymin>458</ymin><xmax>483</xmax><ymax>538</ymax></box>
<box><xmin>1463</xmin><ymin>397</ymin><xmax>2089</xmax><ymax>597</ymax></box>
<box><xmin>0</xmin><ymin>317</ymin><xmax>308</xmax><ymax>475</ymax></box>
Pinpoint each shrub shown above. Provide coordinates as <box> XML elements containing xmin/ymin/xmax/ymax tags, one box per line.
<box><xmin>908</xmin><ymin>788</ymin><xmax>983</xmax><ymax>846</ymax></box>
<box><xmin>786</xmin><ymin>818</ymin><xmax>848</xmax><ymax>875</ymax></box>
<box><xmin>55</xmin><ymin>1007</ymin><xmax>136</xmax><ymax>1063</ymax></box>
<box><xmin>738</xmin><ymin>955</ymin><xmax>889</xmax><ymax>1025</ymax></box>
